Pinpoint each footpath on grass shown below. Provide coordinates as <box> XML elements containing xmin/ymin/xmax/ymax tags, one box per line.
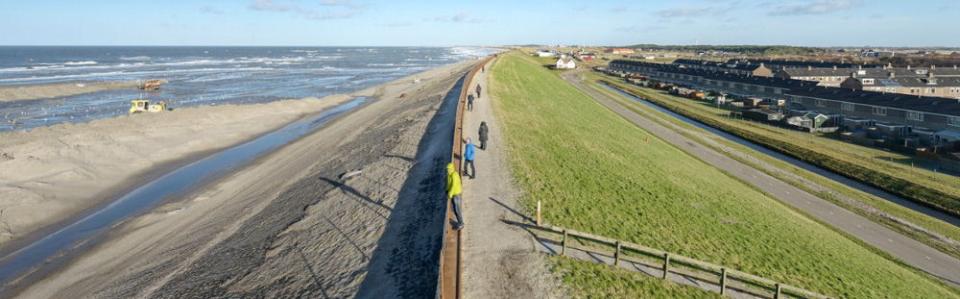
<box><xmin>560</xmin><ymin>69</ymin><xmax>960</xmax><ymax>288</ymax></box>
<box><xmin>459</xmin><ymin>58</ymin><xmax>564</xmax><ymax>299</ymax></box>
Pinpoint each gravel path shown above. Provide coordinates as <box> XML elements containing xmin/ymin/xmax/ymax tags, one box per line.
<box><xmin>460</xmin><ymin>59</ymin><xmax>564</xmax><ymax>299</ymax></box>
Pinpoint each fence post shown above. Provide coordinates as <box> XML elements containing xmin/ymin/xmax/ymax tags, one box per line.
<box><xmin>560</xmin><ymin>230</ymin><xmax>567</xmax><ymax>256</ymax></box>
<box><xmin>662</xmin><ymin>253</ymin><xmax>670</xmax><ymax>279</ymax></box>
<box><xmin>719</xmin><ymin>268</ymin><xmax>727</xmax><ymax>295</ymax></box>
<box><xmin>774</xmin><ymin>283</ymin><xmax>782</xmax><ymax>299</ymax></box>
<box><xmin>614</xmin><ymin>241</ymin><xmax>621</xmax><ymax>266</ymax></box>
<box><xmin>536</xmin><ymin>200</ymin><xmax>542</xmax><ymax>226</ymax></box>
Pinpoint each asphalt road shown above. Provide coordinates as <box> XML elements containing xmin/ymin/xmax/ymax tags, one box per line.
<box><xmin>561</xmin><ymin>71</ymin><xmax>960</xmax><ymax>288</ymax></box>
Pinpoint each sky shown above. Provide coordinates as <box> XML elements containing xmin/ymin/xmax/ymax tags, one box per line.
<box><xmin>1</xmin><ymin>0</ymin><xmax>958</xmax><ymax>47</ymax></box>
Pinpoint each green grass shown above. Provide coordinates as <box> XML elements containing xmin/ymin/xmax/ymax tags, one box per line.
<box><xmin>489</xmin><ymin>51</ymin><xmax>959</xmax><ymax>298</ymax></box>
<box><xmin>584</xmin><ymin>73</ymin><xmax>960</xmax><ymax>259</ymax></box>
<box><xmin>597</xmin><ymin>76</ymin><xmax>960</xmax><ymax>218</ymax></box>
<box><xmin>551</xmin><ymin>257</ymin><xmax>721</xmax><ymax>299</ymax></box>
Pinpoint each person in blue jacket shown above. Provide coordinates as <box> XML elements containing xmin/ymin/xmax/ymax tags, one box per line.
<box><xmin>463</xmin><ymin>138</ymin><xmax>476</xmax><ymax>179</ymax></box>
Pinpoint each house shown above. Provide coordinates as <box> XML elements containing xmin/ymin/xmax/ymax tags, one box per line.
<box><xmin>775</xmin><ymin>66</ymin><xmax>853</xmax><ymax>87</ymax></box>
<box><xmin>842</xmin><ymin>117</ymin><xmax>876</xmax><ymax>131</ymax></box>
<box><xmin>576</xmin><ymin>52</ymin><xmax>596</xmax><ymax>61</ymax></box>
<box><xmin>556</xmin><ymin>57</ymin><xmax>576</xmax><ymax>69</ymax></box>
<box><xmin>839</xmin><ymin>70</ymin><xmax>960</xmax><ymax>100</ymax></box>
<box><xmin>605</xmin><ymin>48</ymin><xmax>635</xmax><ymax>55</ymax></box>
<box><xmin>785</xmin><ymin>112</ymin><xmax>838</xmax><ymax>132</ymax></box>
<box><xmin>935</xmin><ymin>130</ymin><xmax>960</xmax><ymax>149</ymax></box>
<box><xmin>535</xmin><ymin>50</ymin><xmax>557</xmax><ymax>57</ymax></box>
<box><xmin>672</xmin><ymin>59</ymin><xmax>774</xmax><ymax>77</ymax></box>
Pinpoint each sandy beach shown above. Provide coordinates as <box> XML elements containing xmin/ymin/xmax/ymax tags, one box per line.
<box><xmin>8</xmin><ymin>59</ymin><xmax>477</xmax><ymax>297</ymax></box>
<box><xmin>0</xmin><ymin>92</ymin><xmax>357</xmax><ymax>248</ymax></box>
<box><xmin>0</xmin><ymin>81</ymin><xmax>140</xmax><ymax>102</ymax></box>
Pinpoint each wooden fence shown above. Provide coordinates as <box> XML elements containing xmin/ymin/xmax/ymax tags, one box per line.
<box><xmin>527</xmin><ymin>220</ymin><xmax>831</xmax><ymax>299</ymax></box>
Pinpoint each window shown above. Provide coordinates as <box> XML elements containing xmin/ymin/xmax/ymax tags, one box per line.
<box><xmin>906</xmin><ymin>111</ymin><xmax>924</xmax><ymax>121</ymax></box>
<box><xmin>862</xmin><ymin>78</ymin><xmax>875</xmax><ymax>85</ymax></box>
<box><xmin>873</xmin><ymin>106</ymin><xmax>887</xmax><ymax>116</ymax></box>
<box><xmin>949</xmin><ymin>116</ymin><xmax>960</xmax><ymax>127</ymax></box>
<box><xmin>842</xmin><ymin>103</ymin><xmax>855</xmax><ymax>112</ymax></box>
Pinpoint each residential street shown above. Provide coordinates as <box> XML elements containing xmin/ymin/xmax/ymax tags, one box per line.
<box><xmin>561</xmin><ymin>70</ymin><xmax>960</xmax><ymax>288</ymax></box>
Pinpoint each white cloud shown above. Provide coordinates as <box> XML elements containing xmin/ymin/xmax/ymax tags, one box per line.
<box><xmin>247</xmin><ymin>0</ymin><xmax>364</xmax><ymax>20</ymax></box>
<box><xmin>768</xmin><ymin>0</ymin><xmax>862</xmax><ymax>16</ymax></box>
<box><xmin>432</xmin><ymin>12</ymin><xmax>486</xmax><ymax>23</ymax></box>
<box><xmin>248</xmin><ymin>0</ymin><xmax>290</xmax><ymax>12</ymax></box>
<box><xmin>655</xmin><ymin>7</ymin><xmax>712</xmax><ymax>18</ymax></box>
<box><xmin>200</xmin><ymin>6</ymin><xmax>225</xmax><ymax>15</ymax></box>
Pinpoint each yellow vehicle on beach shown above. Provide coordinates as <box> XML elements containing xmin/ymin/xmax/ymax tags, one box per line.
<box><xmin>129</xmin><ymin>99</ymin><xmax>168</xmax><ymax>114</ymax></box>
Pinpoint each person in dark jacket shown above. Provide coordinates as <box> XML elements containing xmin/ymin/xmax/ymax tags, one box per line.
<box><xmin>467</xmin><ymin>94</ymin><xmax>474</xmax><ymax>111</ymax></box>
<box><xmin>463</xmin><ymin>138</ymin><xmax>476</xmax><ymax>179</ymax></box>
<box><xmin>475</xmin><ymin>84</ymin><xmax>482</xmax><ymax>98</ymax></box>
<box><xmin>478</xmin><ymin>121</ymin><xmax>489</xmax><ymax>150</ymax></box>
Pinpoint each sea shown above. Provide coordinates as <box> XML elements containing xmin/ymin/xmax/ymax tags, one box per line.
<box><xmin>0</xmin><ymin>46</ymin><xmax>500</xmax><ymax>132</ymax></box>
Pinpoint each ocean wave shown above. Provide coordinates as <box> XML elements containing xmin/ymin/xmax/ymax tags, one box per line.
<box><xmin>119</xmin><ymin>56</ymin><xmax>151</xmax><ymax>61</ymax></box>
<box><xmin>0</xmin><ymin>67</ymin><xmax>274</xmax><ymax>83</ymax></box>
<box><xmin>63</xmin><ymin>61</ymin><xmax>98</xmax><ymax>66</ymax></box>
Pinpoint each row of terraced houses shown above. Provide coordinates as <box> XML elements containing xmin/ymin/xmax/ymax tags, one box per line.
<box><xmin>608</xmin><ymin>59</ymin><xmax>960</xmax><ymax>148</ymax></box>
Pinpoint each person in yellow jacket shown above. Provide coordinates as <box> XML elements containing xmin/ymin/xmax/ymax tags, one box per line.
<box><xmin>446</xmin><ymin>162</ymin><xmax>464</xmax><ymax>230</ymax></box>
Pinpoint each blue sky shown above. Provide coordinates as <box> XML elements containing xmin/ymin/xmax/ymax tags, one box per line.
<box><xmin>1</xmin><ymin>0</ymin><xmax>958</xmax><ymax>47</ymax></box>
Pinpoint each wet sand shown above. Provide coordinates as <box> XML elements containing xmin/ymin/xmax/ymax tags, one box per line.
<box><xmin>0</xmin><ymin>81</ymin><xmax>140</xmax><ymax>102</ymax></box>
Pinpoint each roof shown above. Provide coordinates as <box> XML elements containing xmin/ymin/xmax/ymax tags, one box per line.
<box><xmin>787</xmin><ymin>86</ymin><xmax>960</xmax><ymax>116</ymax></box>
<box><xmin>730</xmin><ymin>58</ymin><xmax>865</xmax><ymax>69</ymax></box>
<box><xmin>778</xmin><ymin>68</ymin><xmax>853</xmax><ymax>77</ymax></box>
<box><xmin>781</xmin><ymin>66</ymin><xmax>960</xmax><ymax>79</ymax></box>
<box><xmin>673</xmin><ymin>59</ymin><xmax>768</xmax><ymax>71</ymax></box>
<box><xmin>890</xmin><ymin>77</ymin><xmax>960</xmax><ymax>87</ymax></box>
<box><xmin>611</xmin><ymin>59</ymin><xmax>809</xmax><ymax>89</ymax></box>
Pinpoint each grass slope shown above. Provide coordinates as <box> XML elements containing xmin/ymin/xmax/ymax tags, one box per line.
<box><xmin>600</xmin><ymin>77</ymin><xmax>960</xmax><ymax>218</ymax></box>
<box><xmin>590</xmin><ymin>75</ymin><xmax>960</xmax><ymax>259</ymax></box>
<box><xmin>489</xmin><ymin>51</ymin><xmax>958</xmax><ymax>298</ymax></box>
<box><xmin>551</xmin><ymin>257</ymin><xmax>720</xmax><ymax>299</ymax></box>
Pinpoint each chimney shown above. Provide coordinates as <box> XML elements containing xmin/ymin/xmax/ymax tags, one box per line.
<box><xmin>888</xmin><ymin>72</ymin><xmax>895</xmax><ymax>79</ymax></box>
<box><xmin>833</xmin><ymin>65</ymin><xmax>837</xmax><ymax>70</ymax></box>
<box><xmin>931</xmin><ymin>64</ymin><xmax>936</xmax><ymax>70</ymax></box>
<box><xmin>907</xmin><ymin>65</ymin><xmax>912</xmax><ymax>70</ymax></box>
<box><xmin>858</xmin><ymin>64</ymin><xmax>863</xmax><ymax>70</ymax></box>
<box><xmin>850</xmin><ymin>72</ymin><xmax>857</xmax><ymax>79</ymax></box>
<box><xmin>808</xmin><ymin>65</ymin><xmax>812</xmax><ymax>70</ymax></box>
<box><xmin>887</xmin><ymin>62</ymin><xmax>893</xmax><ymax>69</ymax></box>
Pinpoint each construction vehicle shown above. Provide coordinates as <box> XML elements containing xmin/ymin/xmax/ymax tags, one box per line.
<box><xmin>129</xmin><ymin>99</ymin><xmax>168</xmax><ymax>114</ymax></box>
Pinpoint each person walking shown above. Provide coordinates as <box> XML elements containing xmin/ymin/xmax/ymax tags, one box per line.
<box><xmin>463</xmin><ymin>138</ymin><xmax>476</xmax><ymax>179</ymax></box>
<box><xmin>478</xmin><ymin>121</ymin><xmax>489</xmax><ymax>150</ymax></box>
<box><xmin>446</xmin><ymin>163</ymin><xmax>464</xmax><ymax>230</ymax></box>
<box><xmin>467</xmin><ymin>94</ymin><xmax>474</xmax><ymax>111</ymax></box>
<box><xmin>475</xmin><ymin>84</ymin><xmax>482</xmax><ymax>98</ymax></box>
